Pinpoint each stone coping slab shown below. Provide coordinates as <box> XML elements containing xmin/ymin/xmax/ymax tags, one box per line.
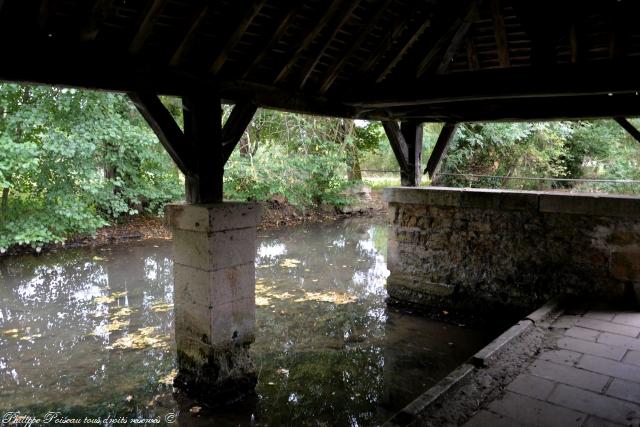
<box><xmin>383</xmin><ymin>187</ymin><xmax>640</xmax><ymax>217</ymax></box>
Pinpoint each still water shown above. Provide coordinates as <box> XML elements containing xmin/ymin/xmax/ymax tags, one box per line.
<box><xmin>0</xmin><ymin>218</ymin><xmax>494</xmax><ymax>426</ymax></box>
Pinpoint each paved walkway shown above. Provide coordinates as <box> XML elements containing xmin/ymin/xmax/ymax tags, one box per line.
<box><xmin>465</xmin><ymin>305</ymin><xmax>640</xmax><ymax>427</ymax></box>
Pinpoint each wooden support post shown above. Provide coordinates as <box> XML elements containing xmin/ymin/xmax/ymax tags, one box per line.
<box><xmin>130</xmin><ymin>92</ymin><xmax>257</xmax><ymax>205</ymax></box>
<box><xmin>182</xmin><ymin>92</ymin><xmax>224</xmax><ymax>204</ymax></box>
<box><xmin>614</xmin><ymin>117</ymin><xmax>640</xmax><ymax>144</ymax></box>
<box><xmin>425</xmin><ymin>122</ymin><xmax>458</xmax><ymax>179</ymax></box>
<box><xmin>382</xmin><ymin>120</ymin><xmax>423</xmax><ymax>186</ymax></box>
<box><xmin>401</xmin><ymin>121</ymin><xmax>424</xmax><ymax>186</ymax></box>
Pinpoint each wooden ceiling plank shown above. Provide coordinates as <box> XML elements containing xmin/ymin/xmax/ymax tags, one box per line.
<box><xmin>318</xmin><ymin>0</ymin><xmax>395</xmax><ymax>94</ymax></box>
<box><xmin>210</xmin><ymin>0</ymin><xmax>269</xmax><ymax>75</ymax></box>
<box><xmin>297</xmin><ymin>0</ymin><xmax>362</xmax><ymax>89</ymax></box>
<box><xmin>273</xmin><ymin>0</ymin><xmax>347</xmax><ymax>84</ymax></box>
<box><xmin>170</xmin><ymin>3</ymin><xmax>209</xmax><ymax>66</ymax></box>
<box><xmin>377</xmin><ymin>18</ymin><xmax>430</xmax><ymax>82</ymax></box>
<box><xmin>80</xmin><ymin>0</ymin><xmax>114</xmax><ymax>41</ymax></box>
<box><xmin>243</xmin><ymin>4</ymin><xmax>303</xmax><ymax>79</ymax></box>
<box><xmin>436</xmin><ymin>4</ymin><xmax>478</xmax><ymax>74</ymax></box>
<box><xmin>490</xmin><ymin>0</ymin><xmax>510</xmax><ymax>67</ymax></box>
<box><xmin>129</xmin><ymin>0</ymin><xmax>168</xmax><ymax>55</ymax></box>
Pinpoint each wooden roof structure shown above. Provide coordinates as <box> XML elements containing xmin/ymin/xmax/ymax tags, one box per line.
<box><xmin>3</xmin><ymin>0</ymin><xmax>640</xmax><ymax>122</ymax></box>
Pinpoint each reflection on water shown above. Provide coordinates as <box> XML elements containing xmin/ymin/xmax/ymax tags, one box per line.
<box><xmin>0</xmin><ymin>218</ymin><xmax>494</xmax><ymax>426</ymax></box>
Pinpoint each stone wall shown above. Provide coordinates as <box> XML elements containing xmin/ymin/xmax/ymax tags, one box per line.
<box><xmin>384</xmin><ymin>187</ymin><xmax>640</xmax><ymax>312</ymax></box>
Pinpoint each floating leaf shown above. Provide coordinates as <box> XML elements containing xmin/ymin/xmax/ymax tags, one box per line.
<box><xmin>150</xmin><ymin>301</ymin><xmax>173</xmax><ymax>313</ymax></box>
<box><xmin>256</xmin><ymin>296</ymin><xmax>271</xmax><ymax>306</ymax></box>
<box><xmin>158</xmin><ymin>369</ymin><xmax>177</xmax><ymax>386</ymax></box>
<box><xmin>190</xmin><ymin>406</ymin><xmax>202</xmax><ymax>414</ymax></box>
<box><xmin>279</xmin><ymin>258</ymin><xmax>301</xmax><ymax>268</ymax></box>
<box><xmin>106</xmin><ymin>326</ymin><xmax>169</xmax><ymax>350</ymax></box>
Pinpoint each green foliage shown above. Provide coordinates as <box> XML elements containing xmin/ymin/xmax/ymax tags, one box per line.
<box><xmin>0</xmin><ymin>84</ymin><xmax>183</xmax><ymax>252</ymax></box>
<box><xmin>438</xmin><ymin>120</ymin><xmax>640</xmax><ymax>193</ymax></box>
<box><xmin>224</xmin><ymin>112</ymin><xmax>352</xmax><ymax>207</ymax></box>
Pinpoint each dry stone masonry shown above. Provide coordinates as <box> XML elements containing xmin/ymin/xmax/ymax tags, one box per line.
<box><xmin>384</xmin><ymin>187</ymin><xmax>640</xmax><ymax>312</ymax></box>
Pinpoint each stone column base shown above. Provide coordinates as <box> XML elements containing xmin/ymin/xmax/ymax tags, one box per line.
<box><xmin>166</xmin><ymin>202</ymin><xmax>261</xmax><ymax>404</ymax></box>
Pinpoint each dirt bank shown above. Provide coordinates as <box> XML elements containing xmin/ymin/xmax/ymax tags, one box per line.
<box><xmin>3</xmin><ymin>190</ymin><xmax>387</xmax><ymax>257</ymax></box>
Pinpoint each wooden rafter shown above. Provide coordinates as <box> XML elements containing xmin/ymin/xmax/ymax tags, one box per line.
<box><xmin>614</xmin><ymin>117</ymin><xmax>640</xmax><ymax>144</ymax></box>
<box><xmin>80</xmin><ymin>0</ymin><xmax>113</xmax><ymax>41</ymax></box>
<box><xmin>297</xmin><ymin>0</ymin><xmax>362</xmax><ymax>89</ymax></box>
<box><xmin>317</xmin><ymin>0</ymin><xmax>394</xmax><ymax>94</ymax></box>
<box><xmin>376</xmin><ymin>18</ymin><xmax>431</xmax><ymax>83</ymax></box>
<box><xmin>128</xmin><ymin>91</ymin><xmax>193</xmax><ymax>176</ymax></box>
<box><xmin>355</xmin><ymin>7</ymin><xmax>415</xmax><ymax>77</ymax></box>
<box><xmin>38</xmin><ymin>0</ymin><xmax>52</xmax><ymax>31</ymax></box>
<box><xmin>425</xmin><ymin>122</ymin><xmax>458</xmax><ymax>178</ymax></box>
<box><xmin>129</xmin><ymin>0</ymin><xmax>168</xmax><ymax>54</ymax></box>
<box><xmin>210</xmin><ymin>0</ymin><xmax>268</xmax><ymax>74</ymax></box>
<box><xmin>243</xmin><ymin>4</ymin><xmax>303</xmax><ymax>79</ymax></box>
<box><xmin>466</xmin><ymin>37</ymin><xmax>479</xmax><ymax>70</ymax></box>
<box><xmin>416</xmin><ymin>1</ymin><xmax>477</xmax><ymax>78</ymax></box>
<box><xmin>222</xmin><ymin>102</ymin><xmax>258</xmax><ymax>162</ymax></box>
<box><xmin>490</xmin><ymin>0</ymin><xmax>510</xmax><ymax>67</ymax></box>
<box><xmin>170</xmin><ymin>3</ymin><xmax>209</xmax><ymax>66</ymax></box>
<box><xmin>436</xmin><ymin>4</ymin><xmax>477</xmax><ymax>74</ymax></box>
<box><xmin>273</xmin><ymin>0</ymin><xmax>346</xmax><ymax>84</ymax></box>
<box><xmin>569</xmin><ymin>24</ymin><xmax>578</xmax><ymax>64</ymax></box>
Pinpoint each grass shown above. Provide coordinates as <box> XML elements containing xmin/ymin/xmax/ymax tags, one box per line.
<box><xmin>362</xmin><ymin>174</ymin><xmax>431</xmax><ymax>190</ymax></box>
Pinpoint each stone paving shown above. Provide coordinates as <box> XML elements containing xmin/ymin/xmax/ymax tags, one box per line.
<box><xmin>464</xmin><ymin>306</ymin><xmax>640</xmax><ymax>427</ymax></box>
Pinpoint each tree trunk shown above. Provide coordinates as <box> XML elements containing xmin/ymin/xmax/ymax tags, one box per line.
<box><xmin>1</xmin><ymin>187</ymin><xmax>8</xmax><ymax>213</ymax></box>
<box><xmin>347</xmin><ymin>150</ymin><xmax>362</xmax><ymax>181</ymax></box>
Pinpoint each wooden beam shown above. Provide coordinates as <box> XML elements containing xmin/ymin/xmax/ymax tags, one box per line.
<box><xmin>382</xmin><ymin>121</ymin><xmax>409</xmax><ymax>173</ymax></box>
<box><xmin>298</xmin><ymin>0</ymin><xmax>362</xmax><ymax>89</ymax></box>
<box><xmin>182</xmin><ymin>92</ymin><xmax>224</xmax><ymax>203</ymax></box>
<box><xmin>222</xmin><ymin>102</ymin><xmax>258</xmax><ymax>162</ymax></box>
<box><xmin>400</xmin><ymin>120</ymin><xmax>424</xmax><ymax>186</ymax></box>
<box><xmin>376</xmin><ymin>18</ymin><xmax>431</xmax><ymax>83</ymax></box>
<box><xmin>317</xmin><ymin>0</ymin><xmax>394</xmax><ymax>93</ymax></box>
<box><xmin>210</xmin><ymin>0</ymin><xmax>268</xmax><ymax>74</ymax></box>
<box><xmin>490</xmin><ymin>0</ymin><xmax>510</xmax><ymax>67</ymax></box>
<box><xmin>614</xmin><ymin>117</ymin><xmax>640</xmax><ymax>144</ymax></box>
<box><xmin>128</xmin><ymin>91</ymin><xmax>194</xmax><ymax>176</ymax></box>
<box><xmin>129</xmin><ymin>0</ymin><xmax>168</xmax><ymax>54</ymax></box>
<box><xmin>80</xmin><ymin>0</ymin><xmax>114</xmax><ymax>41</ymax></box>
<box><xmin>273</xmin><ymin>0</ymin><xmax>346</xmax><ymax>84</ymax></box>
<box><xmin>425</xmin><ymin>122</ymin><xmax>458</xmax><ymax>179</ymax></box>
<box><xmin>347</xmin><ymin>63</ymin><xmax>640</xmax><ymax>109</ymax></box>
<box><xmin>416</xmin><ymin>1</ymin><xmax>477</xmax><ymax>78</ymax></box>
<box><xmin>170</xmin><ymin>2</ymin><xmax>209</xmax><ymax>66</ymax></box>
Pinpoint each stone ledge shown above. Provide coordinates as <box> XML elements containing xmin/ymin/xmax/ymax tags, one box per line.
<box><xmin>383</xmin><ymin>187</ymin><xmax>640</xmax><ymax>217</ymax></box>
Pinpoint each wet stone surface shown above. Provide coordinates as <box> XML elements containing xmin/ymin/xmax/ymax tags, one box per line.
<box><xmin>0</xmin><ymin>218</ymin><xmax>495</xmax><ymax>426</ymax></box>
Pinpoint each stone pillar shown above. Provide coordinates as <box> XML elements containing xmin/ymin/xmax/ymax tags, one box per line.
<box><xmin>166</xmin><ymin>202</ymin><xmax>261</xmax><ymax>404</ymax></box>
